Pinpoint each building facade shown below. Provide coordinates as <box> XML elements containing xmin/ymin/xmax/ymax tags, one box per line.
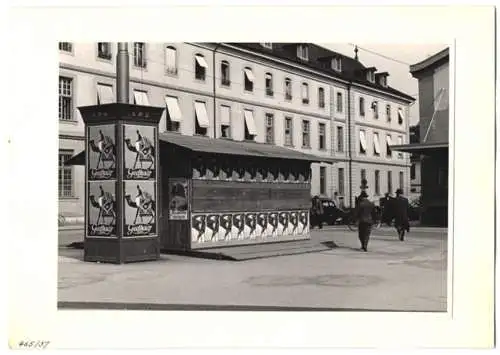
<box><xmin>58</xmin><ymin>42</ymin><xmax>414</xmax><ymax>219</ymax></box>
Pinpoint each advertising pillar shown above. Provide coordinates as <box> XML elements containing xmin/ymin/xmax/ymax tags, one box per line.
<box><xmin>80</xmin><ymin>103</ymin><xmax>164</xmax><ymax>264</ymax></box>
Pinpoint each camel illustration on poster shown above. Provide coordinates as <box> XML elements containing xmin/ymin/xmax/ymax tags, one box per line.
<box><xmin>123</xmin><ymin>125</ymin><xmax>156</xmax><ymax>180</ymax></box>
<box><xmin>88</xmin><ymin>125</ymin><xmax>116</xmax><ymax>180</ymax></box>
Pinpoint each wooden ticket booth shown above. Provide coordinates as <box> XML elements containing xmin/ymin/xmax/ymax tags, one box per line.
<box><xmin>67</xmin><ymin>132</ymin><xmax>333</xmax><ymax>252</ymax></box>
<box><xmin>159</xmin><ymin>132</ymin><xmax>333</xmax><ymax>251</ymax></box>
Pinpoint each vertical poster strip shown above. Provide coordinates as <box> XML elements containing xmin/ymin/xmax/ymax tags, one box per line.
<box><xmin>87</xmin><ymin>181</ymin><xmax>117</xmax><ymax>238</ymax></box>
<box><xmin>168</xmin><ymin>179</ymin><xmax>189</xmax><ymax>220</ymax></box>
<box><xmin>123</xmin><ymin>125</ymin><xmax>156</xmax><ymax>180</ymax></box>
<box><xmin>219</xmin><ymin>213</ymin><xmax>233</xmax><ymax>242</ymax></box>
<box><xmin>191</xmin><ymin>214</ymin><xmax>206</xmax><ymax>244</ymax></box>
<box><xmin>88</xmin><ymin>124</ymin><xmax>117</xmax><ymax>180</ymax></box>
<box><xmin>123</xmin><ymin>181</ymin><xmax>157</xmax><ymax>237</ymax></box>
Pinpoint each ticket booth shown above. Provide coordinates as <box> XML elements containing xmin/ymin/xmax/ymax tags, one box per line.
<box><xmin>66</xmin><ymin>132</ymin><xmax>334</xmax><ymax>252</ymax></box>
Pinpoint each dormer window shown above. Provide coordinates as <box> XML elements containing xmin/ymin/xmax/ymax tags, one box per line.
<box><xmin>367</xmin><ymin>70</ymin><xmax>375</xmax><ymax>83</ymax></box>
<box><xmin>331</xmin><ymin>57</ymin><xmax>342</xmax><ymax>72</ymax></box>
<box><xmin>376</xmin><ymin>72</ymin><xmax>389</xmax><ymax>87</ymax></box>
<box><xmin>297</xmin><ymin>44</ymin><xmax>309</xmax><ymax>61</ymax></box>
<box><xmin>380</xmin><ymin>76</ymin><xmax>387</xmax><ymax>87</ymax></box>
<box><xmin>261</xmin><ymin>43</ymin><xmax>273</xmax><ymax>49</ymax></box>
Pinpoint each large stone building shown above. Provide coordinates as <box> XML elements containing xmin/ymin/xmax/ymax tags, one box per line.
<box><xmin>58</xmin><ymin>42</ymin><xmax>414</xmax><ymax>220</ymax></box>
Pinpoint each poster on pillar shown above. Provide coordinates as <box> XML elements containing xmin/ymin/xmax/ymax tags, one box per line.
<box><xmin>87</xmin><ymin>181</ymin><xmax>117</xmax><ymax>237</ymax></box>
<box><xmin>168</xmin><ymin>179</ymin><xmax>189</xmax><ymax>220</ymax></box>
<box><xmin>123</xmin><ymin>181</ymin><xmax>157</xmax><ymax>237</ymax></box>
<box><xmin>87</xmin><ymin>125</ymin><xmax>117</xmax><ymax>180</ymax></box>
<box><xmin>123</xmin><ymin>125</ymin><xmax>157</xmax><ymax>180</ymax></box>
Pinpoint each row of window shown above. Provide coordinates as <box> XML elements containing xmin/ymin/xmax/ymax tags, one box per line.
<box><xmin>59</xmin><ymin>42</ymin><xmax>147</xmax><ymax>68</ymax></box>
<box><xmin>60</xmin><ymin>42</ymin><xmax>345</xmax><ymax>111</ymax></box>
<box><xmin>359</xmin><ymin>130</ymin><xmax>404</xmax><ymax>159</ymax></box>
<box><xmin>317</xmin><ymin>167</ymin><xmax>404</xmax><ymax>197</ymax></box>
<box><xmin>360</xmin><ymin>169</ymin><xmax>405</xmax><ymax>196</ymax></box>
<box><xmin>359</xmin><ymin>97</ymin><xmax>404</xmax><ymax>125</ymax></box>
<box><xmin>60</xmin><ymin>77</ymin><xmax>401</xmax><ymax>161</ymax></box>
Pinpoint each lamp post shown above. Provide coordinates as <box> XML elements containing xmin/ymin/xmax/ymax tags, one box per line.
<box><xmin>79</xmin><ymin>42</ymin><xmax>165</xmax><ymax>264</ymax></box>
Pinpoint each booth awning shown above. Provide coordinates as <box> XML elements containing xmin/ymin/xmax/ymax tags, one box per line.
<box><xmin>65</xmin><ymin>132</ymin><xmax>338</xmax><ymax>166</ymax></box>
<box><xmin>390</xmin><ymin>142</ymin><xmax>448</xmax><ymax>155</ymax></box>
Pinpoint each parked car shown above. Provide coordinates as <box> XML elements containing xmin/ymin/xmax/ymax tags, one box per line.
<box><xmin>310</xmin><ymin>196</ymin><xmax>348</xmax><ymax>227</ymax></box>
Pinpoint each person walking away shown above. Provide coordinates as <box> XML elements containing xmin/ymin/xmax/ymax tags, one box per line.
<box><xmin>380</xmin><ymin>192</ymin><xmax>394</xmax><ymax>226</ymax></box>
<box><xmin>356</xmin><ymin>191</ymin><xmax>377</xmax><ymax>252</ymax></box>
<box><xmin>310</xmin><ymin>195</ymin><xmax>324</xmax><ymax>229</ymax></box>
<box><xmin>393</xmin><ymin>189</ymin><xmax>410</xmax><ymax>241</ymax></box>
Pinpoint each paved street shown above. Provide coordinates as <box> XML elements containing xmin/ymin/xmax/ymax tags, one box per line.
<box><xmin>58</xmin><ymin>226</ymin><xmax>447</xmax><ymax>311</ymax></box>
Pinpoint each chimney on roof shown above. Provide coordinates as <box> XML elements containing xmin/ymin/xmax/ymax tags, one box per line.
<box><xmin>354</xmin><ymin>45</ymin><xmax>359</xmax><ymax>61</ymax></box>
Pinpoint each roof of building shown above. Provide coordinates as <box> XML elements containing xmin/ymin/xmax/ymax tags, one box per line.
<box><xmin>224</xmin><ymin>42</ymin><xmax>415</xmax><ymax>102</ymax></box>
<box><xmin>65</xmin><ymin>132</ymin><xmax>336</xmax><ymax>166</ymax></box>
<box><xmin>410</xmin><ymin>47</ymin><xmax>449</xmax><ymax>74</ymax></box>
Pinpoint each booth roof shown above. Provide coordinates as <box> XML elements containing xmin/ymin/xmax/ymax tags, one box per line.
<box><xmin>65</xmin><ymin>132</ymin><xmax>336</xmax><ymax>166</ymax></box>
<box><xmin>390</xmin><ymin>142</ymin><xmax>448</xmax><ymax>155</ymax></box>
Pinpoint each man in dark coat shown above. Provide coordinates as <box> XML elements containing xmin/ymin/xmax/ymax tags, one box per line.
<box><xmin>310</xmin><ymin>195</ymin><xmax>324</xmax><ymax>229</ymax></box>
<box><xmin>393</xmin><ymin>189</ymin><xmax>410</xmax><ymax>241</ymax></box>
<box><xmin>380</xmin><ymin>192</ymin><xmax>394</xmax><ymax>226</ymax></box>
<box><xmin>356</xmin><ymin>191</ymin><xmax>377</xmax><ymax>252</ymax></box>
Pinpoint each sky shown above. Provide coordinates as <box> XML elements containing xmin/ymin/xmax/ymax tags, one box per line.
<box><xmin>322</xmin><ymin>43</ymin><xmax>448</xmax><ymax>126</ymax></box>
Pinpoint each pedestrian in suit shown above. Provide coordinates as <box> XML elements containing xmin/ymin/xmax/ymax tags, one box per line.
<box><xmin>393</xmin><ymin>188</ymin><xmax>410</xmax><ymax>241</ymax></box>
<box><xmin>356</xmin><ymin>191</ymin><xmax>377</xmax><ymax>252</ymax></box>
<box><xmin>380</xmin><ymin>192</ymin><xmax>394</xmax><ymax>226</ymax></box>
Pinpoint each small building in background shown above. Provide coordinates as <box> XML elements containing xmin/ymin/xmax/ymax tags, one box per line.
<box><xmin>392</xmin><ymin>47</ymin><xmax>449</xmax><ymax>226</ymax></box>
<box><xmin>409</xmin><ymin>124</ymin><xmax>422</xmax><ymax>202</ymax></box>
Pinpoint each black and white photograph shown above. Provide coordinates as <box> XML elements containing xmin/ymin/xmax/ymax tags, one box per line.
<box><xmin>64</xmin><ymin>38</ymin><xmax>457</xmax><ymax>331</ymax></box>
<box><xmin>7</xmin><ymin>4</ymin><xmax>495</xmax><ymax>351</ymax></box>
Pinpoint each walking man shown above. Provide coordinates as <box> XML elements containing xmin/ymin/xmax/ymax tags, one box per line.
<box><xmin>356</xmin><ymin>191</ymin><xmax>377</xmax><ymax>252</ymax></box>
<box><xmin>393</xmin><ymin>188</ymin><xmax>410</xmax><ymax>241</ymax></box>
<box><xmin>310</xmin><ymin>195</ymin><xmax>324</xmax><ymax>229</ymax></box>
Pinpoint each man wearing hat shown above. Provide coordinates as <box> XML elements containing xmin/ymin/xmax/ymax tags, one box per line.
<box><xmin>356</xmin><ymin>191</ymin><xmax>377</xmax><ymax>252</ymax></box>
<box><xmin>393</xmin><ymin>188</ymin><xmax>410</xmax><ymax>241</ymax></box>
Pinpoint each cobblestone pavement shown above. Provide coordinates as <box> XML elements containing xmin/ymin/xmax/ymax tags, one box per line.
<box><xmin>58</xmin><ymin>227</ymin><xmax>447</xmax><ymax>311</ymax></box>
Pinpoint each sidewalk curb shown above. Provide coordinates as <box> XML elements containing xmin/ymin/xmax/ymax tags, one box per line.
<box><xmin>59</xmin><ymin>225</ymin><xmax>84</xmax><ymax>231</ymax></box>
